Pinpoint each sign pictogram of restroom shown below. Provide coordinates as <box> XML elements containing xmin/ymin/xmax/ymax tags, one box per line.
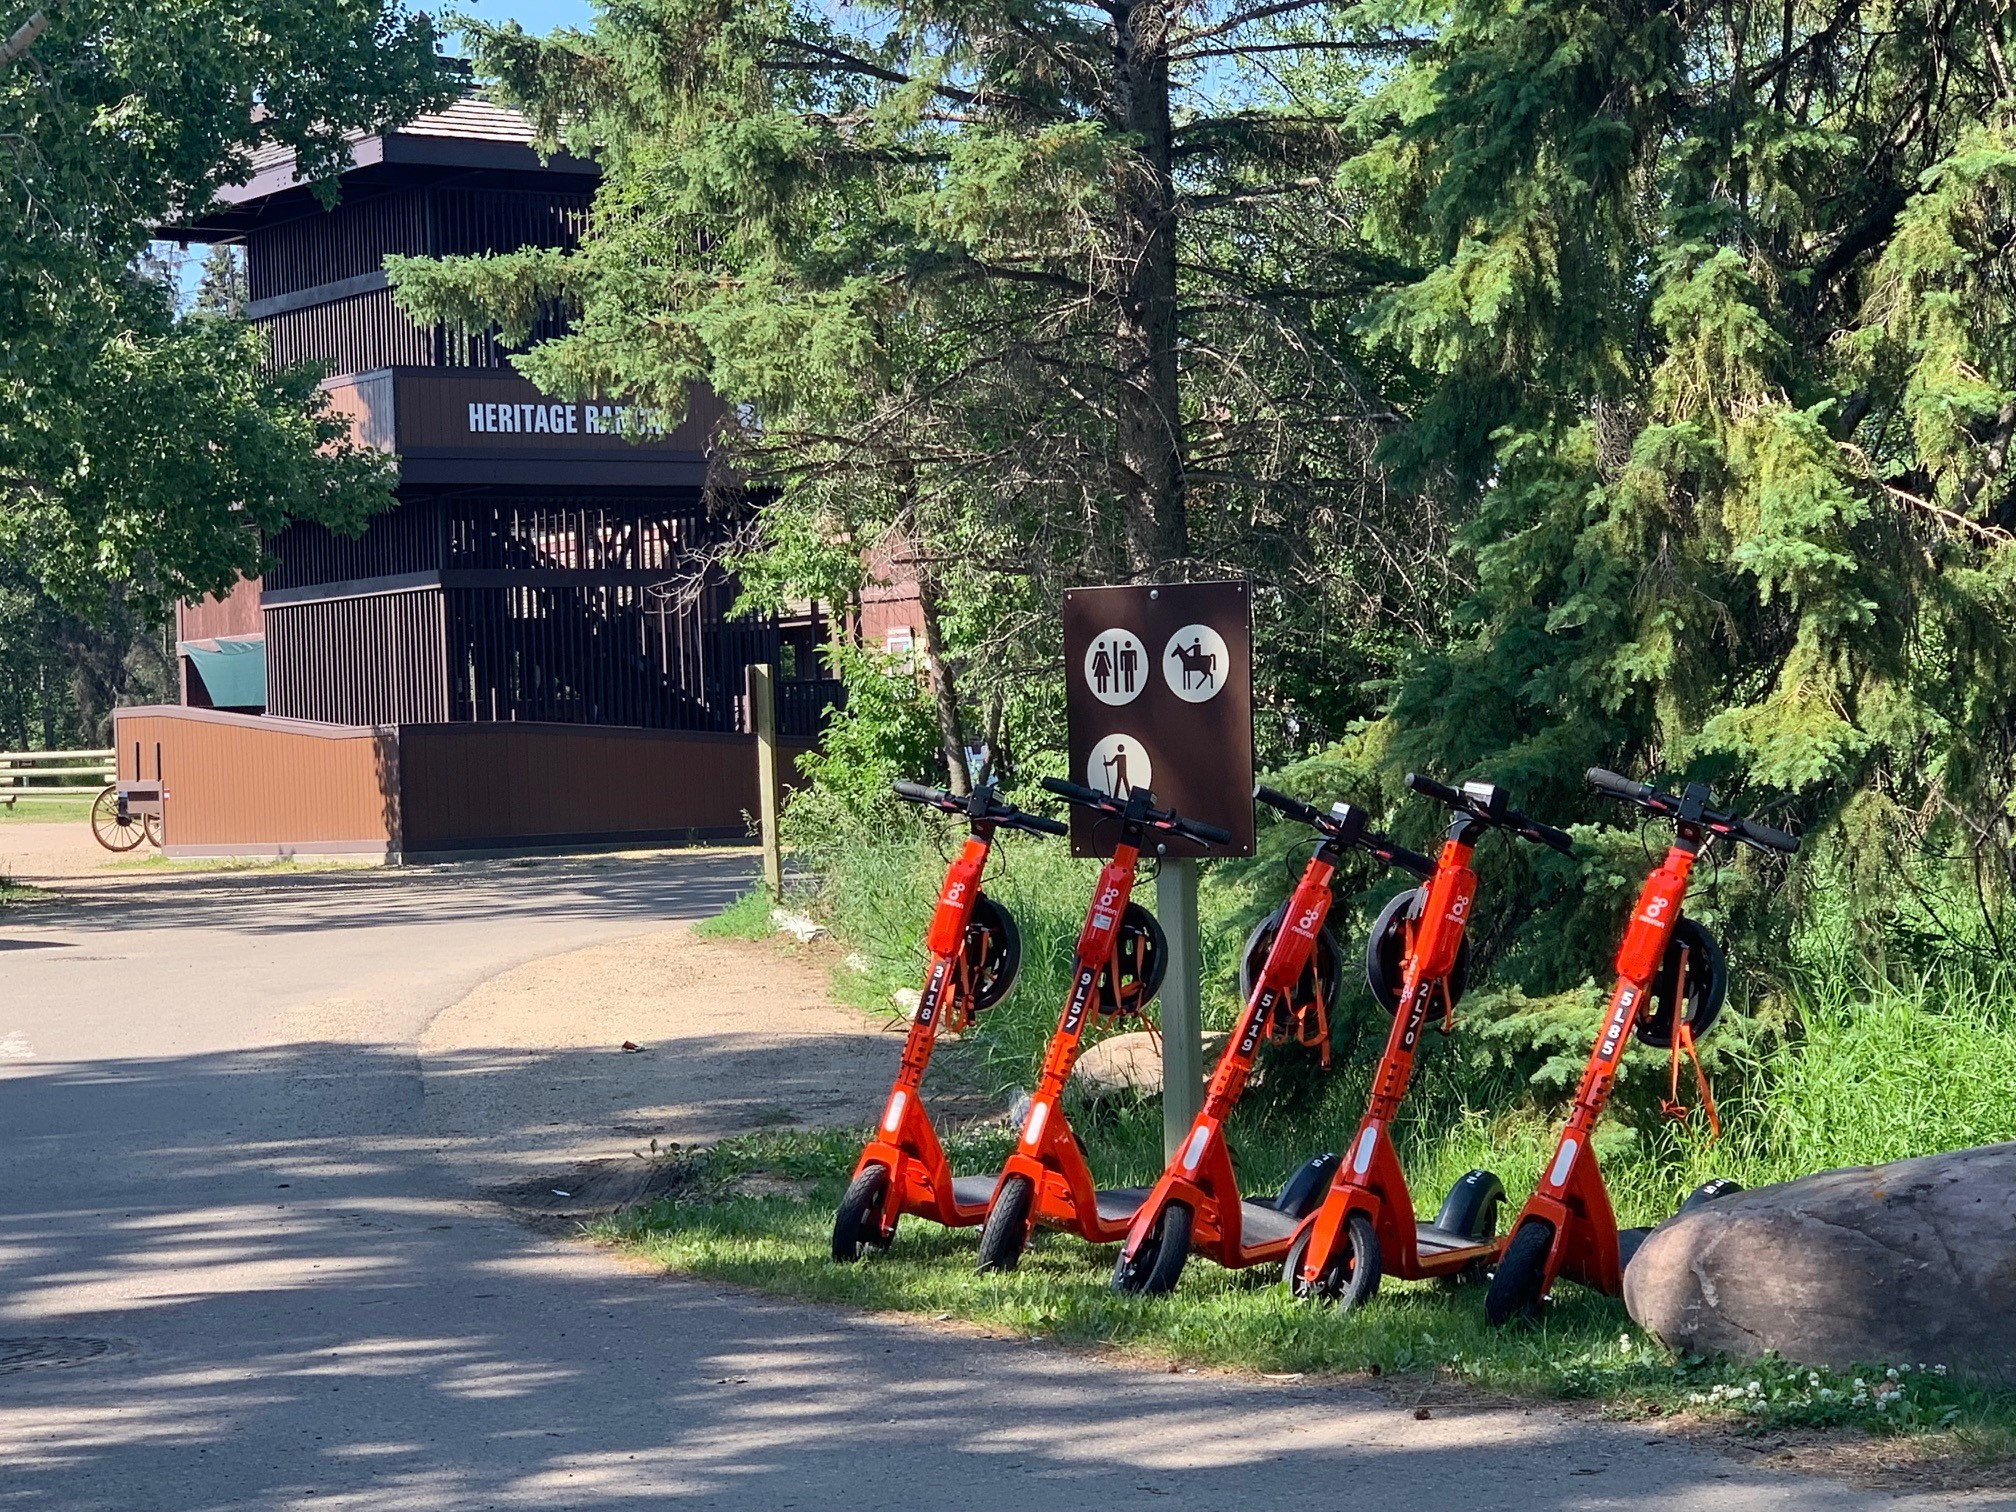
<box><xmin>1062</xmin><ymin>581</ymin><xmax>1254</xmax><ymax>858</ymax></box>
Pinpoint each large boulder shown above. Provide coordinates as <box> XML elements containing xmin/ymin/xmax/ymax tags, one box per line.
<box><xmin>1068</xmin><ymin>1030</ymin><xmax>1229</xmax><ymax>1099</ymax></box>
<box><xmin>1625</xmin><ymin>1142</ymin><xmax>2016</xmax><ymax>1380</ymax></box>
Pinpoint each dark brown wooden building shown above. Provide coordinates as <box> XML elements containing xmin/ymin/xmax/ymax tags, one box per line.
<box><xmin>129</xmin><ymin>99</ymin><xmax>834</xmax><ymax>858</ymax></box>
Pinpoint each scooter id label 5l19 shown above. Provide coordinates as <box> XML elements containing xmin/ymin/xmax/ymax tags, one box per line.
<box><xmin>1110</xmin><ymin>784</ymin><xmax>1436</xmax><ymax>1295</ymax></box>
<box><xmin>1483</xmin><ymin>768</ymin><xmax>1796</xmax><ymax>1324</ymax></box>
<box><xmin>832</xmin><ymin>780</ymin><xmax>1068</xmax><ymax>1261</ymax></box>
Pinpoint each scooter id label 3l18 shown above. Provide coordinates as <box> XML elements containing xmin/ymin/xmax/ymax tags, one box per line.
<box><xmin>1483</xmin><ymin>768</ymin><xmax>1796</xmax><ymax>1324</ymax></box>
<box><xmin>832</xmin><ymin>780</ymin><xmax>1068</xmax><ymax>1262</ymax></box>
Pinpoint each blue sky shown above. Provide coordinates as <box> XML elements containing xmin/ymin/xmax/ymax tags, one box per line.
<box><xmin>439</xmin><ymin>0</ymin><xmax>594</xmax><ymax>34</ymax></box>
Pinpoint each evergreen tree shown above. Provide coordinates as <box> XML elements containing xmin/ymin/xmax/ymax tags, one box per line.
<box><xmin>1339</xmin><ymin>0</ymin><xmax>2016</xmax><ymax>965</ymax></box>
<box><xmin>390</xmin><ymin>1</ymin><xmax>1449</xmax><ymax>789</ymax></box>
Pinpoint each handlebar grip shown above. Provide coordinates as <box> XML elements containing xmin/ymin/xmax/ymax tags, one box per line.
<box><xmin>1586</xmin><ymin>767</ymin><xmax>1652</xmax><ymax>804</ymax></box>
<box><xmin>1253</xmin><ymin>784</ymin><xmax>1322</xmax><ymax>827</ymax></box>
<box><xmin>1014</xmin><ymin>811</ymin><xmax>1071</xmax><ymax>838</ymax></box>
<box><xmin>1734</xmin><ymin>815</ymin><xmax>1799</xmax><ymax>854</ymax></box>
<box><xmin>1178</xmin><ymin>817</ymin><xmax>1234</xmax><ymax>846</ymax></box>
<box><xmin>893</xmin><ymin>780</ymin><xmax>949</xmax><ymax>805</ymax></box>
<box><xmin>1041</xmin><ymin>775</ymin><xmax>1115</xmax><ymax>811</ymax></box>
<box><xmin>1403</xmin><ymin>771</ymin><xmax>1465</xmax><ymax>808</ymax></box>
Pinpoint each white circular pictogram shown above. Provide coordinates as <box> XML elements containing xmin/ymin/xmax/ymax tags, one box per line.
<box><xmin>1162</xmin><ymin>623</ymin><xmax>1230</xmax><ymax>702</ymax></box>
<box><xmin>1083</xmin><ymin>628</ymin><xmax>1150</xmax><ymax>706</ymax></box>
<box><xmin>1086</xmin><ymin>733</ymin><xmax>1152</xmax><ymax>801</ymax></box>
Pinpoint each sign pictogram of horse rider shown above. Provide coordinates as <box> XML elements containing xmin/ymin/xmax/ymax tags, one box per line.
<box><xmin>1162</xmin><ymin>623</ymin><xmax>1230</xmax><ymax>704</ymax></box>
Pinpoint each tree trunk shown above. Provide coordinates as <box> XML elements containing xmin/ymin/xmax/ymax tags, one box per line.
<box><xmin>913</xmin><ymin>565</ymin><xmax>971</xmax><ymax>795</ymax></box>
<box><xmin>1109</xmin><ymin>0</ymin><xmax>1187</xmax><ymax>577</ymax></box>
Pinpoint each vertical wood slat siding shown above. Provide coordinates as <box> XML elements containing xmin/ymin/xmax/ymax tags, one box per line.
<box><xmin>112</xmin><ymin>707</ymin><xmax>813</xmax><ymax>857</ymax></box>
<box><xmin>113</xmin><ymin>709</ymin><xmax>398</xmax><ymax>852</ymax></box>
<box><xmin>265</xmin><ymin>590</ymin><xmax>448</xmax><ymax>725</ymax></box>
<box><xmin>397</xmin><ymin>722</ymin><xmax>816</xmax><ymax>853</ymax></box>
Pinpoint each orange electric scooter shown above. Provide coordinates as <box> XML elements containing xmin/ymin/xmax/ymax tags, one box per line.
<box><xmin>832</xmin><ymin>779</ymin><xmax>1068</xmax><ymax>1261</ymax></box>
<box><xmin>973</xmin><ymin>776</ymin><xmax>1231</xmax><ymax>1272</ymax></box>
<box><xmin>1287</xmin><ymin>773</ymin><xmax>1576</xmax><ymax>1309</ymax></box>
<box><xmin>1483</xmin><ymin>767</ymin><xmax>1795</xmax><ymax>1323</ymax></box>
<box><xmin>1109</xmin><ymin>785</ymin><xmax>1436</xmax><ymax>1294</ymax></box>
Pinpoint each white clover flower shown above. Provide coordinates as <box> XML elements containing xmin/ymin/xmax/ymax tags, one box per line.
<box><xmin>1853</xmin><ymin>1378</ymin><xmax>1866</xmax><ymax>1389</ymax></box>
<box><xmin>1886</xmin><ymin>1367</ymin><xmax>1899</xmax><ymax>1380</ymax></box>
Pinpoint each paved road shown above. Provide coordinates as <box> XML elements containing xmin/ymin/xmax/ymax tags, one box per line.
<box><xmin>0</xmin><ymin>857</ymin><xmax>2003</xmax><ymax>1510</ymax></box>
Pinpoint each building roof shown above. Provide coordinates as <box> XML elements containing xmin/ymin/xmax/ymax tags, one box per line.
<box><xmin>163</xmin><ymin>95</ymin><xmax>596</xmax><ymax>239</ymax></box>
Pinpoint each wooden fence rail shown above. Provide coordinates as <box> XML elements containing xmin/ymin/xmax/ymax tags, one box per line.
<box><xmin>0</xmin><ymin>748</ymin><xmax>117</xmax><ymax>806</ymax></box>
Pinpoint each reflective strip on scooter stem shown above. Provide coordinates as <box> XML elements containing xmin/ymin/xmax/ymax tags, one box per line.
<box><xmin>1548</xmin><ymin>1137</ymin><xmax>1578</xmax><ymax>1188</ymax></box>
<box><xmin>1351</xmin><ymin>1126</ymin><xmax>1377</xmax><ymax>1176</ymax></box>
<box><xmin>1022</xmin><ymin>1102</ymin><xmax>1049</xmax><ymax>1148</ymax></box>
<box><xmin>882</xmin><ymin>1090</ymin><xmax>906</xmax><ymax>1134</ymax></box>
<box><xmin>1180</xmin><ymin>1125</ymin><xmax>1211</xmax><ymax>1173</ymax></box>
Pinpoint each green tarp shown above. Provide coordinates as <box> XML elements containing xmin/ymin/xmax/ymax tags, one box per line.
<box><xmin>180</xmin><ymin>636</ymin><xmax>267</xmax><ymax>710</ymax></box>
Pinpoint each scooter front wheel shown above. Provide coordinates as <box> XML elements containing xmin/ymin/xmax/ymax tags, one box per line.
<box><xmin>976</xmin><ymin>1174</ymin><xmax>1035</xmax><ymax>1273</ymax></box>
<box><xmin>1285</xmin><ymin>1212</ymin><xmax>1381</xmax><ymax>1311</ymax></box>
<box><xmin>1110</xmin><ymin>1202</ymin><xmax>1193</xmax><ymax>1296</ymax></box>
<box><xmin>832</xmin><ymin>1164</ymin><xmax>892</xmax><ymax>1263</ymax></box>
<box><xmin>1484</xmin><ymin>1217</ymin><xmax>1556</xmax><ymax>1325</ymax></box>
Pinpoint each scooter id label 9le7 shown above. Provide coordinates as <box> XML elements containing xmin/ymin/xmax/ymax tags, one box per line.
<box><xmin>1288</xmin><ymin>773</ymin><xmax>1576</xmax><ymax>1310</ymax></box>
<box><xmin>1109</xmin><ymin>784</ymin><xmax>1436</xmax><ymax>1295</ymax></box>
<box><xmin>1484</xmin><ymin>767</ymin><xmax>1795</xmax><ymax>1323</ymax></box>
<box><xmin>974</xmin><ymin>776</ymin><xmax>1231</xmax><ymax>1273</ymax></box>
<box><xmin>832</xmin><ymin>780</ymin><xmax>1068</xmax><ymax>1262</ymax></box>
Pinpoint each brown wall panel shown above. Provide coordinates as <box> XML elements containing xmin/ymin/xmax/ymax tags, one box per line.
<box><xmin>398</xmin><ymin>721</ymin><xmax>813</xmax><ymax>852</ymax></box>
<box><xmin>177</xmin><ymin>576</ymin><xmax>265</xmax><ymax>641</ymax></box>
<box><xmin>113</xmin><ymin>708</ymin><xmax>398</xmax><ymax>854</ymax></box>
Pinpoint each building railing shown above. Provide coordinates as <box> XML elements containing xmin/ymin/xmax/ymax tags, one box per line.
<box><xmin>0</xmin><ymin>749</ymin><xmax>116</xmax><ymax>806</ymax></box>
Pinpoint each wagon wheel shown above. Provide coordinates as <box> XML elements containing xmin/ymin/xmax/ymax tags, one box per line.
<box><xmin>89</xmin><ymin>785</ymin><xmax>148</xmax><ymax>853</ymax></box>
<box><xmin>143</xmin><ymin>812</ymin><xmax>164</xmax><ymax>848</ymax></box>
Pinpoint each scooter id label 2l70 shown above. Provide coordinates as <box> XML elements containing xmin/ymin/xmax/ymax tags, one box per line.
<box><xmin>832</xmin><ymin>780</ymin><xmax>1068</xmax><ymax>1261</ymax></box>
<box><xmin>1110</xmin><ymin>785</ymin><xmax>1436</xmax><ymax>1295</ymax></box>
<box><xmin>1483</xmin><ymin>768</ymin><xmax>1796</xmax><ymax>1324</ymax></box>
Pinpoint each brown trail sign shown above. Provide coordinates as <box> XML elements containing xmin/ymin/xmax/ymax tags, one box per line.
<box><xmin>1062</xmin><ymin>581</ymin><xmax>1255</xmax><ymax>860</ymax></box>
<box><xmin>1062</xmin><ymin>580</ymin><xmax>1255</xmax><ymax>1154</ymax></box>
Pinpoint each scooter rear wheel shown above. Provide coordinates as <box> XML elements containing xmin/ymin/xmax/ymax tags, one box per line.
<box><xmin>832</xmin><ymin>1164</ymin><xmax>892</xmax><ymax>1263</ymax></box>
<box><xmin>1285</xmin><ymin>1212</ymin><xmax>1381</xmax><ymax>1312</ymax></box>
<box><xmin>976</xmin><ymin>1173</ymin><xmax>1035</xmax><ymax>1273</ymax></box>
<box><xmin>1110</xmin><ymin>1202</ymin><xmax>1193</xmax><ymax>1296</ymax></box>
<box><xmin>1680</xmin><ymin>1177</ymin><xmax>1743</xmax><ymax>1213</ymax></box>
<box><xmin>1485</xmin><ymin>1217</ymin><xmax>1556</xmax><ymax>1325</ymax></box>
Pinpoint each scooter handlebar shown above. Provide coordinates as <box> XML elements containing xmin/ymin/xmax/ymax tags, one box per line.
<box><xmin>1042</xmin><ymin>775</ymin><xmax>1232</xmax><ymax>847</ymax></box>
<box><xmin>1256</xmin><ymin>783</ymin><xmax>1436</xmax><ymax>879</ymax></box>
<box><xmin>894</xmin><ymin>779</ymin><xmax>1069</xmax><ymax>838</ymax></box>
<box><xmin>893</xmin><ymin>780</ymin><xmax>955</xmax><ymax>809</ymax></box>
<box><xmin>1407</xmin><ymin>771</ymin><xmax>1574</xmax><ymax>855</ymax></box>
<box><xmin>1584</xmin><ymin>767</ymin><xmax>1799</xmax><ymax>855</ymax></box>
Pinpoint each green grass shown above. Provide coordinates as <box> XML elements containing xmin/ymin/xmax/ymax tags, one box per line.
<box><xmin>623</xmin><ymin>866</ymin><xmax>2016</xmax><ymax>1467</ymax></box>
<box><xmin>694</xmin><ymin>888</ymin><xmax>781</xmax><ymax>941</ymax></box>
<box><xmin>602</xmin><ymin>1125</ymin><xmax>2016</xmax><ymax>1462</ymax></box>
<box><xmin>0</xmin><ymin>798</ymin><xmax>93</xmax><ymax>824</ymax></box>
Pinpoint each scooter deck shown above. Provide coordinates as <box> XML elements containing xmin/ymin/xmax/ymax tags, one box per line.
<box><xmin>1234</xmin><ymin>1201</ymin><xmax>1301</xmax><ymax>1247</ymax></box>
<box><xmin>949</xmin><ymin>1175</ymin><xmax>998</xmax><ymax>1208</ymax></box>
<box><xmin>1415</xmin><ymin>1221</ymin><xmax>1489</xmax><ymax>1256</ymax></box>
<box><xmin>1089</xmin><ymin>1186</ymin><xmax>1155</xmax><ymax>1223</ymax></box>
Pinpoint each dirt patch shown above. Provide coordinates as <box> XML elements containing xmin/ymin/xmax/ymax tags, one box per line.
<box><xmin>422</xmin><ymin>926</ymin><xmax>997</xmax><ymax>1187</ymax></box>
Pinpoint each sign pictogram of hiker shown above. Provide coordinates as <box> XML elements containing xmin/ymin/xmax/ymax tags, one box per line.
<box><xmin>1162</xmin><ymin>623</ymin><xmax>1230</xmax><ymax>704</ymax></box>
<box><xmin>1087</xmin><ymin>733</ymin><xmax>1152</xmax><ymax>800</ymax></box>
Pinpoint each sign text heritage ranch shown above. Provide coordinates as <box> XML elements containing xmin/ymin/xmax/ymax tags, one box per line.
<box><xmin>463</xmin><ymin>399</ymin><xmax>673</xmax><ymax>437</ymax></box>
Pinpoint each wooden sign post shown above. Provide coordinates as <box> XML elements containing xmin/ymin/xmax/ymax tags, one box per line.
<box><xmin>1062</xmin><ymin>582</ymin><xmax>1254</xmax><ymax>1153</ymax></box>
<box><xmin>749</xmin><ymin>663</ymin><xmax>783</xmax><ymax>899</ymax></box>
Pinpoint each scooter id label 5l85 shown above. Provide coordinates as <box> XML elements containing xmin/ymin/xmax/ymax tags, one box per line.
<box><xmin>832</xmin><ymin>780</ymin><xmax>1068</xmax><ymax>1261</ymax></box>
